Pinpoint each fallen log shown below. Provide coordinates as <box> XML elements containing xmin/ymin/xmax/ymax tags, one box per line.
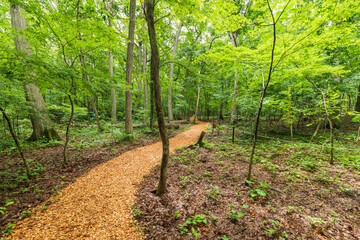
<box><xmin>166</xmin><ymin>123</ymin><xmax>180</xmax><ymax>129</ymax></box>
<box><xmin>111</xmin><ymin>124</ymin><xmax>180</xmax><ymax>129</ymax></box>
<box><xmin>170</xmin><ymin>120</ymin><xmax>190</xmax><ymax>124</ymax></box>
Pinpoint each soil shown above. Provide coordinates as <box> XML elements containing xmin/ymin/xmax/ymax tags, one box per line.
<box><xmin>0</xmin><ymin>125</ymin><xmax>187</xmax><ymax>235</ymax></box>
<box><xmin>5</xmin><ymin>122</ymin><xmax>207</xmax><ymax>239</ymax></box>
<box><xmin>133</xmin><ymin>126</ymin><xmax>360</xmax><ymax>239</ymax></box>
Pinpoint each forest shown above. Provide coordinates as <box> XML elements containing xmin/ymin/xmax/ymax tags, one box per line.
<box><xmin>1</xmin><ymin>0</ymin><xmax>360</xmax><ymax>239</ymax></box>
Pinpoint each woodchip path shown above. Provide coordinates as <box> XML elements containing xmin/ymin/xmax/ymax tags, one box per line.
<box><xmin>9</xmin><ymin>122</ymin><xmax>207</xmax><ymax>240</ymax></box>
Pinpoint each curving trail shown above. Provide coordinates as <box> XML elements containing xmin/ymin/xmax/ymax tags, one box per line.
<box><xmin>9</xmin><ymin>122</ymin><xmax>207</xmax><ymax>240</ymax></box>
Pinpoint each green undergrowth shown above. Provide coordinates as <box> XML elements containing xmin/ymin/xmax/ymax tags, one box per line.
<box><xmin>0</xmin><ymin>121</ymin><xmax>158</xmax><ymax>154</ymax></box>
<box><xmin>140</xmin><ymin>123</ymin><xmax>360</xmax><ymax>239</ymax></box>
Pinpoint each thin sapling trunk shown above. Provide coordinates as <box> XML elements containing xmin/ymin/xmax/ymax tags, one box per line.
<box><xmin>310</xmin><ymin>120</ymin><xmax>322</xmax><ymax>143</ymax></box>
<box><xmin>0</xmin><ymin>108</ymin><xmax>31</xmax><ymax>179</ymax></box>
<box><xmin>247</xmin><ymin>0</ymin><xmax>277</xmax><ymax>181</ymax></box>
<box><xmin>305</xmin><ymin>78</ymin><xmax>335</xmax><ymax>164</ymax></box>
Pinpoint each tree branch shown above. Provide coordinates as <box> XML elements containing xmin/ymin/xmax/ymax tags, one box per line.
<box><xmin>160</xmin><ymin>61</ymin><xmax>193</xmax><ymax>73</ymax></box>
<box><xmin>154</xmin><ymin>14</ymin><xmax>170</xmax><ymax>24</ymax></box>
<box><xmin>275</xmin><ymin>0</ymin><xmax>292</xmax><ymax>25</ymax></box>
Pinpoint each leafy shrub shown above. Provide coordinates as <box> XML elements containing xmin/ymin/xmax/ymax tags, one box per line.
<box><xmin>228</xmin><ymin>210</ymin><xmax>245</xmax><ymax>222</ymax></box>
<box><xmin>178</xmin><ymin>215</ymin><xmax>207</xmax><ymax>239</ymax></box>
<box><xmin>206</xmin><ymin>185</ymin><xmax>222</xmax><ymax>200</ymax></box>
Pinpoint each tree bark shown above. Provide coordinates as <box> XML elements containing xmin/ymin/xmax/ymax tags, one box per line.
<box><xmin>125</xmin><ymin>0</ymin><xmax>136</xmax><ymax>133</ymax></box>
<box><xmin>143</xmin><ymin>44</ymin><xmax>148</xmax><ymax>111</ymax></box>
<box><xmin>168</xmin><ymin>22</ymin><xmax>183</xmax><ymax>122</ymax></box>
<box><xmin>219</xmin><ymin>101</ymin><xmax>223</xmax><ymax>121</ymax></box>
<box><xmin>305</xmin><ymin>78</ymin><xmax>335</xmax><ymax>164</ymax></box>
<box><xmin>79</xmin><ymin>48</ymin><xmax>104</xmax><ymax>132</ymax></box>
<box><xmin>310</xmin><ymin>120</ymin><xmax>322</xmax><ymax>143</ymax></box>
<box><xmin>137</xmin><ymin>41</ymin><xmax>143</xmax><ymax>109</ymax></box>
<box><xmin>110</xmin><ymin>50</ymin><xmax>117</xmax><ymax>123</ymax></box>
<box><xmin>1</xmin><ymin>108</ymin><xmax>31</xmax><ymax>179</ymax></box>
<box><xmin>196</xmin><ymin>131</ymin><xmax>206</xmax><ymax>147</ymax></box>
<box><xmin>355</xmin><ymin>84</ymin><xmax>360</xmax><ymax>112</ymax></box>
<box><xmin>247</xmin><ymin>1</ymin><xmax>276</xmax><ymax>181</ymax></box>
<box><xmin>145</xmin><ymin>0</ymin><xmax>170</xmax><ymax>196</ymax></box>
<box><xmin>230</xmin><ymin>34</ymin><xmax>239</xmax><ymax>125</ymax></box>
<box><xmin>77</xmin><ymin>0</ymin><xmax>104</xmax><ymax>132</ymax></box>
<box><xmin>230</xmin><ymin>71</ymin><xmax>239</xmax><ymax>125</ymax></box>
<box><xmin>90</xmin><ymin>93</ymin><xmax>103</xmax><ymax>131</ymax></box>
<box><xmin>180</xmin><ymin>55</ymin><xmax>193</xmax><ymax>119</ymax></box>
<box><xmin>193</xmin><ymin>78</ymin><xmax>201</xmax><ymax>124</ymax></box>
<box><xmin>63</xmin><ymin>95</ymin><xmax>74</xmax><ymax>165</ymax></box>
<box><xmin>103</xmin><ymin>0</ymin><xmax>116</xmax><ymax>123</ymax></box>
<box><xmin>10</xmin><ymin>4</ymin><xmax>59</xmax><ymax>142</ymax></box>
<box><xmin>150</xmin><ymin>78</ymin><xmax>154</xmax><ymax>130</ymax></box>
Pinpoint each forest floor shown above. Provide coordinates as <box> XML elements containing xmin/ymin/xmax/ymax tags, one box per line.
<box><xmin>2</xmin><ymin>122</ymin><xmax>207</xmax><ymax>239</ymax></box>
<box><xmin>0</xmin><ymin>123</ymin><xmax>191</xmax><ymax>236</ymax></box>
<box><xmin>134</xmin><ymin>121</ymin><xmax>360</xmax><ymax>240</ymax></box>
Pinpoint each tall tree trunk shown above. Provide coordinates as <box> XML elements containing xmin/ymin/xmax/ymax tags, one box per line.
<box><xmin>90</xmin><ymin>93</ymin><xmax>103</xmax><ymax>131</ymax></box>
<box><xmin>230</xmin><ymin>34</ymin><xmax>239</xmax><ymax>125</ymax></box>
<box><xmin>103</xmin><ymin>0</ymin><xmax>116</xmax><ymax>123</ymax></box>
<box><xmin>79</xmin><ymin>48</ymin><xmax>104</xmax><ymax>132</ymax></box>
<box><xmin>230</xmin><ymin>72</ymin><xmax>239</xmax><ymax>125</ymax></box>
<box><xmin>145</xmin><ymin>0</ymin><xmax>170</xmax><ymax>196</ymax></box>
<box><xmin>150</xmin><ymin>79</ymin><xmax>154</xmax><ymax>130</ymax></box>
<box><xmin>10</xmin><ymin>4</ymin><xmax>59</xmax><ymax>142</ymax></box>
<box><xmin>137</xmin><ymin>41</ymin><xmax>143</xmax><ymax>109</ymax></box>
<box><xmin>0</xmin><ymin>108</ymin><xmax>31</xmax><ymax>179</ymax></box>
<box><xmin>219</xmin><ymin>102</ymin><xmax>223</xmax><ymax>121</ymax></box>
<box><xmin>110</xmin><ymin>50</ymin><xmax>116</xmax><ymax>123</ymax></box>
<box><xmin>168</xmin><ymin>23</ymin><xmax>183</xmax><ymax>122</ymax></box>
<box><xmin>77</xmin><ymin>1</ymin><xmax>103</xmax><ymax>132</ymax></box>
<box><xmin>63</xmin><ymin>95</ymin><xmax>74</xmax><ymax>165</ymax></box>
<box><xmin>193</xmin><ymin>79</ymin><xmax>201</xmax><ymax>124</ymax></box>
<box><xmin>355</xmin><ymin>84</ymin><xmax>360</xmax><ymax>112</ymax></box>
<box><xmin>180</xmin><ymin>56</ymin><xmax>192</xmax><ymax>119</ymax></box>
<box><xmin>219</xmin><ymin>85</ymin><xmax>224</xmax><ymax>122</ymax></box>
<box><xmin>125</xmin><ymin>0</ymin><xmax>136</xmax><ymax>133</ymax></box>
<box><xmin>347</xmin><ymin>94</ymin><xmax>351</xmax><ymax>111</ymax></box>
<box><xmin>143</xmin><ymin>44</ymin><xmax>148</xmax><ymax>111</ymax></box>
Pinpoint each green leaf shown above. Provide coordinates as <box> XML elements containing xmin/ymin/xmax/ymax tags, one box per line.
<box><xmin>256</xmin><ymin>189</ymin><xmax>267</xmax><ymax>197</ymax></box>
<box><xmin>351</xmin><ymin>116</ymin><xmax>360</xmax><ymax>123</ymax></box>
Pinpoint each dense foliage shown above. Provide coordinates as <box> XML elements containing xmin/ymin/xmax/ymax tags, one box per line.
<box><xmin>1</xmin><ymin>0</ymin><xmax>360</xmax><ymax>236</ymax></box>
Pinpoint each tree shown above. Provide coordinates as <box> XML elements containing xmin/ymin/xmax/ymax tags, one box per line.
<box><xmin>0</xmin><ymin>108</ymin><xmax>31</xmax><ymax>179</ymax></box>
<box><xmin>143</xmin><ymin>44</ymin><xmax>148</xmax><ymax>111</ymax></box>
<box><xmin>144</xmin><ymin>0</ymin><xmax>170</xmax><ymax>195</ymax></box>
<box><xmin>9</xmin><ymin>3</ymin><xmax>60</xmax><ymax>142</ymax></box>
<box><xmin>125</xmin><ymin>0</ymin><xmax>136</xmax><ymax>134</ymax></box>
<box><xmin>103</xmin><ymin>0</ymin><xmax>117</xmax><ymax>123</ymax></box>
<box><xmin>168</xmin><ymin>22</ymin><xmax>182</xmax><ymax>122</ymax></box>
<box><xmin>77</xmin><ymin>0</ymin><xmax>104</xmax><ymax>132</ymax></box>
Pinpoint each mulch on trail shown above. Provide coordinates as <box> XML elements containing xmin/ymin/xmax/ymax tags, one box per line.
<box><xmin>1</xmin><ymin>135</ymin><xmax>155</xmax><ymax>232</ymax></box>
<box><xmin>1</xmin><ymin>126</ymin><xmax>186</xmax><ymax>234</ymax></box>
<box><xmin>133</xmin><ymin>126</ymin><xmax>360</xmax><ymax>240</ymax></box>
<box><xmin>6</xmin><ymin>122</ymin><xmax>207</xmax><ymax>239</ymax></box>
